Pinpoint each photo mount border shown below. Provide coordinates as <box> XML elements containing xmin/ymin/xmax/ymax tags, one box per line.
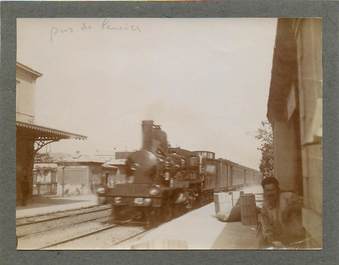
<box><xmin>0</xmin><ymin>1</ymin><xmax>338</xmax><ymax>265</ymax></box>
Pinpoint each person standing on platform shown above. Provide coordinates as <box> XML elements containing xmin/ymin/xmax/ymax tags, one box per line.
<box><xmin>21</xmin><ymin>175</ymin><xmax>29</xmax><ymax>206</ymax></box>
<box><xmin>258</xmin><ymin>177</ymin><xmax>305</xmax><ymax>248</ymax></box>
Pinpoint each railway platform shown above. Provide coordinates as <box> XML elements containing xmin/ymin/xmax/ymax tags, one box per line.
<box><xmin>114</xmin><ymin>185</ymin><xmax>263</xmax><ymax>249</ymax></box>
<box><xmin>16</xmin><ymin>194</ymin><xmax>98</xmax><ymax>219</ymax></box>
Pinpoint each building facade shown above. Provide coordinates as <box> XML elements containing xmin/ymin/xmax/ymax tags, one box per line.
<box><xmin>16</xmin><ymin>62</ymin><xmax>87</xmax><ymax>204</ymax></box>
<box><xmin>33</xmin><ymin>163</ymin><xmax>58</xmax><ymax>195</ymax></box>
<box><xmin>267</xmin><ymin>18</ymin><xmax>322</xmax><ymax>247</ymax></box>
<box><xmin>16</xmin><ymin>62</ymin><xmax>41</xmax><ymax>123</ymax></box>
<box><xmin>34</xmin><ymin>152</ymin><xmax>127</xmax><ymax>196</ymax></box>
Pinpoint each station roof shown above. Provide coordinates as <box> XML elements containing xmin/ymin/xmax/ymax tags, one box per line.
<box><xmin>102</xmin><ymin>159</ymin><xmax>126</xmax><ymax>166</ymax></box>
<box><xmin>39</xmin><ymin>153</ymin><xmax>125</xmax><ymax>165</ymax></box>
<box><xmin>34</xmin><ymin>163</ymin><xmax>58</xmax><ymax>169</ymax></box>
<box><xmin>16</xmin><ymin>121</ymin><xmax>87</xmax><ymax>140</ymax></box>
<box><xmin>16</xmin><ymin>62</ymin><xmax>42</xmax><ymax>78</ymax></box>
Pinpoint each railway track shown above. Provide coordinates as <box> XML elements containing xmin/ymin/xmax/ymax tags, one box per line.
<box><xmin>41</xmin><ymin>223</ymin><xmax>148</xmax><ymax>250</ymax></box>
<box><xmin>38</xmin><ymin>223</ymin><xmax>119</xmax><ymax>249</ymax></box>
<box><xmin>16</xmin><ymin>204</ymin><xmax>112</xmax><ymax>237</ymax></box>
<box><xmin>16</xmin><ymin>204</ymin><xmax>150</xmax><ymax>250</ymax></box>
<box><xmin>17</xmin><ymin>201</ymin><xmax>194</xmax><ymax>249</ymax></box>
<box><xmin>40</xmin><ymin>206</ymin><xmax>209</xmax><ymax>250</ymax></box>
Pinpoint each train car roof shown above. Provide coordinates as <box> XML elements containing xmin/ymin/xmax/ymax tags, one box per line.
<box><xmin>168</xmin><ymin>147</ymin><xmax>194</xmax><ymax>156</ymax></box>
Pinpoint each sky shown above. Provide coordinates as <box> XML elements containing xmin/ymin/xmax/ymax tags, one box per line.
<box><xmin>17</xmin><ymin>18</ymin><xmax>277</xmax><ymax>169</ymax></box>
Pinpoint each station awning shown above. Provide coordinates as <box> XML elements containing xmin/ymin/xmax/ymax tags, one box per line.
<box><xmin>17</xmin><ymin>121</ymin><xmax>87</xmax><ymax>153</ymax></box>
<box><xmin>34</xmin><ymin>163</ymin><xmax>58</xmax><ymax>169</ymax></box>
<box><xmin>16</xmin><ymin>121</ymin><xmax>87</xmax><ymax>140</ymax></box>
<box><xmin>102</xmin><ymin>159</ymin><xmax>126</xmax><ymax>168</ymax></box>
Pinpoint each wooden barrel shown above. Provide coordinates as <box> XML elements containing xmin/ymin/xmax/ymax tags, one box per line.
<box><xmin>240</xmin><ymin>193</ymin><xmax>257</xmax><ymax>225</ymax></box>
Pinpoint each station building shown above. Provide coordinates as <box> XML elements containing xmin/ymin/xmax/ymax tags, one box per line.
<box><xmin>16</xmin><ymin>62</ymin><xmax>87</xmax><ymax>204</ymax></box>
<box><xmin>33</xmin><ymin>152</ymin><xmax>127</xmax><ymax>196</ymax></box>
<box><xmin>267</xmin><ymin>18</ymin><xmax>322</xmax><ymax>247</ymax></box>
<box><xmin>53</xmin><ymin>155</ymin><xmax>126</xmax><ymax>196</ymax></box>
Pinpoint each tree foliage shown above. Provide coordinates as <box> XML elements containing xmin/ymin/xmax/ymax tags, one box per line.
<box><xmin>255</xmin><ymin>120</ymin><xmax>274</xmax><ymax>178</ymax></box>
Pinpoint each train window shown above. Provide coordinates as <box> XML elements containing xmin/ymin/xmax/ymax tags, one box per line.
<box><xmin>205</xmin><ymin>164</ymin><xmax>216</xmax><ymax>175</ymax></box>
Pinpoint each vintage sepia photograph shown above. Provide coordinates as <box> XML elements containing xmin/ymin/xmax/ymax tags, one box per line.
<box><xmin>16</xmin><ymin>18</ymin><xmax>322</xmax><ymax>250</ymax></box>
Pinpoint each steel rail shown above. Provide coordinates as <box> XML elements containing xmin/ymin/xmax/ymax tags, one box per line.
<box><xmin>38</xmin><ymin>224</ymin><xmax>119</xmax><ymax>250</ymax></box>
<box><xmin>110</xmin><ymin>229</ymin><xmax>149</xmax><ymax>247</ymax></box>
<box><xmin>38</xmin><ymin>217</ymin><xmax>147</xmax><ymax>250</ymax></box>
<box><xmin>17</xmin><ymin>205</ymin><xmax>111</xmax><ymax>227</ymax></box>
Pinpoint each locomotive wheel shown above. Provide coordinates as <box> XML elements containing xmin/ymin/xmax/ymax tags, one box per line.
<box><xmin>145</xmin><ymin>208</ymin><xmax>161</xmax><ymax>228</ymax></box>
<box><xmin>161</xmin><ymin>203</ymin><xmax>173</xmax><ymax>222</ymax></box>
<box><xmin>161</xmin><ymin>193</ymin><xmax>174</xmax><ymax>222</ymax></box>
<box><xmin>194</xmin><ymin>193</ymin><xmax>203</xmax><ymax>208</ymax></box>
<box><xmin>173</xmin><ymin>204</ymin><xmax>186</xmax><ymax>218</ymax></box>
<box><xmin>113</xmin><ymin>206</ymin><xmax>134</xmax><ymax>221</ymax></box>
<box><xmin>113</xmin><ymin>205</ymin><xmax>124</xmax><ymax>220</ymax></box>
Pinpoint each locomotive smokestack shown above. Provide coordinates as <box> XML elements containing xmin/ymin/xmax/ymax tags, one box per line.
<box><xmin>142</xmin><ymin>120</ymin><xmax>154</xmax><ymax>151</ymax></box>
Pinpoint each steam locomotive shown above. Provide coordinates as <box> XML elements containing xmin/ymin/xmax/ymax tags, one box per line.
<box><xmin>97</xmin><ymin>120</ymin><xmax>261</xmax><ymax>227</ymax></box>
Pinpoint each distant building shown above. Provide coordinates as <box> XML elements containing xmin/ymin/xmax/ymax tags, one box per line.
<box><xmin>55</xmin><ymin>155</ymin><xmax>127</xmax><ymax>196</ymax></box>
<box><xmin>34</xmin><ymin>153</ymin><xmax>127</xmax><ymax>196</ymax></box>
<box><xmin>16</xmin><ymin>62</ymin><xmax>87</xmax><ymax>204</ymax></box>
<box><xmin>33</xmin><ymin>163</ymin><xmax>58</xmax><ymax>195</ymax></box>
<box><xmin>267</xmin><ymin>18</ymin><xmax>322</xmax><ymax>247</ymax></box>
<box><xmin>56</xmin><ymin>160</ymin><xmax>103</xmax><ymax>196</ymax></box>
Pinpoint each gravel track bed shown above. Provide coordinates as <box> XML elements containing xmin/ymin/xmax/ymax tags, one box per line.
<box><xmin>17</xmin><ymin>207</ymin><xmax>112</xmax><ymax>237</ymax></box>
<box><xmin>17</xmin><ymin>204</ymin><xmax>111</xmax><ymax>225</ymax></box>
<box><xmin>45</xmin><ymin>225</ymin><xmax>147</xmax><ymax>249</ymax></box>
<box><xmin>18</xmin><ymin>217</ymin><xmax>112</xmax><ymax>249</ymax></box>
